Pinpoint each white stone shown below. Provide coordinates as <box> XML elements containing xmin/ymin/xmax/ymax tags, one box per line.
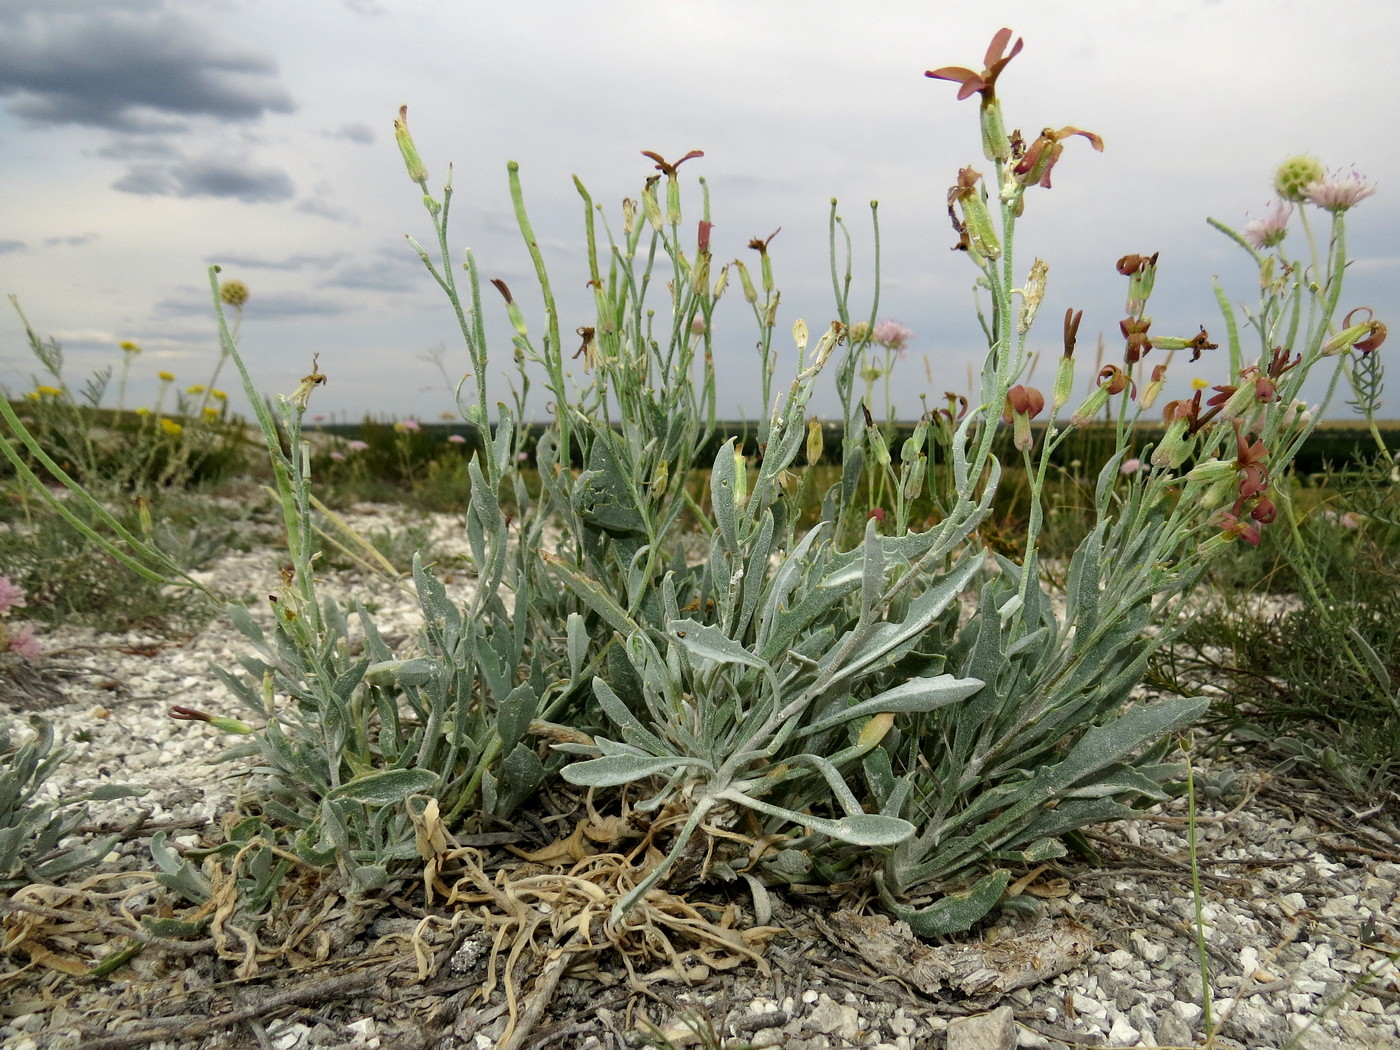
<box><xmin>1106</xmin><ymin>1013</ymin><xmax>1139</xmax><ymax>1045</ymax></box>
<box><xmin>801</xmin><ymin>988</ymin><xmax>820</xmax><ymax>1004</ymax></box>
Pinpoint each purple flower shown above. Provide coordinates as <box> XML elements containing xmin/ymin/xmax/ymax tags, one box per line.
<box><xmin>346</xmin><ymin>440</ymin><xmax>369</xmax><ymax>452</ymax></box>
<box><xmin>1243</xmin><ymin>199</ymin><xmax>1292</xmax><ymax>249</ymax></box>
<box><xmin>1303</xmin><ymin>169</ymin><xmax>1376</xmax><ymax>212</ymax></box>
<box><xmin>872</xmin><ymin>320</ymin><xmax>914</xmax><ymax>353</ymax></box>
<box><xmin>8</xmin><ymin>624</ymin><xmax>41</xmax><ymax>662</ymax></box>
<box><xmin>0</xmin><ymin>576</ymin><xmax>26</xmax><ymax>615</ymax></box>
<box><xmin>447</xmin><ymin>434</ymin><xmax>467</xmax><ymax>444</ymax></box>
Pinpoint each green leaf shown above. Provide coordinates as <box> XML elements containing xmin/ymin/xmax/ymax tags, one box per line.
<box><xmin>876</xmin><ymin>868</ymin><xmax>1011</xmax><ymax>937</ymax></box>
<box><xmin>324</xmin><ymin>768</ymin><xmax>440</xmax><ymax>806</ymax></box>
<box><xmin>496</xmin><ymin>683</ymin><xmax>538</xmax><ymax>753</ymax></box>
<box><xmin>560</xmin><ymin>753</ymin><xmax>706</xmax><ymax>787</ymax></box>
<box><xmin>593</xmin><ymin>677</ymin><xmax>671</xmax><ymax>756</ymax></box>
<box><xmin>566</xmin><ymin>612</ymin><xmax>588</xmax><ymax>682</ymax></box>
<box><xmin>1046</xmin><ymin>696</ymin><xmax>1208</xmax><ymax>793</ymax></box>
<box><xmin>710</xmin><ymin>438</ymin><xmax>739</xmax><ymax>553</ymax></box>
<box><xmin>800</xmin><ymin>674</ymin><xmax>984</xmax><ymax>737</ymax></box>
<box><xmin>717</xmin><ymin>791</ymin><xmax>915</xmax><ymax>846</ymax></box>
<box><xmin>666</xmin><ymin>619</ymin><xmax>771</xmax><ymax>671</ymax></box>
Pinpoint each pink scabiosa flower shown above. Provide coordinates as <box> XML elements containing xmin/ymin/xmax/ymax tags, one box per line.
<box><xmin>1303</xmin><ymin>169</ymin><xmax>1376</xmax><ymax>213</ymax></box>
<box><xmin>395</xmin><ymin>418</ymin><xmax>422</xmax><ymax>433</ymax></box>
<box><xmin>329</xmin><ymin>451</ymin><xmax>346</xmax><ymax>462</ymax></box>
<box><xmin>1243</xmin><ymin>199</ymin><xmax>1292</xmax><ymax>249</ymax></box>
<box><xmin>872</xmin><ymin>320</ymin><xmax>914</xmax><ymax>354</ymax></box>
<box><xmin>0</xmin><ymin>575</ymin><xmax>27</xmax><ymax>615</ymax></box>
<box><xmin>1119</xmin><ymin>457</ymin><xmax>1143</xmax><ymax>476</ymax></box>
<box><xmin>447</xmin><ymin>434</ymin><xmax>467</xmax><ymax>445</ymax></box>
<box><xmin>7</xmin><ymin>624</ymin><xmax>42</xmax><ymax>663</ymax></box>
<box><xmin>346</xmin><ymin>439</ymin><xmax>369</xmax><ymax>452</ymax></box>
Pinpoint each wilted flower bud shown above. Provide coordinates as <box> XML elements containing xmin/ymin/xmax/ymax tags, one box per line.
<box><xmin>806</xmin><ymin>417</ymin><xmax>824</xmax><ymax>465</ymax></box>
<box><xmin>1016</xmin><ymin>259</ymin><xmax>1049</xmax><ymax>334</ymax></box>
<box><xmin>1139</xmin><ymin>363</ymin><xmax>1168</xmax><ymax>409</ymax></box>
<box><xmin>393</xmin><ymin>105</ymin><xmax>429</xmax><ymax>187</ymax></box>
<box><xmin>948</xmin><ymin>167</ymin><xmax>1001</xmax><ymax>260</ymax></box>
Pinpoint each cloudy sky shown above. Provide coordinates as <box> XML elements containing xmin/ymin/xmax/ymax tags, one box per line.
<box><xmin>2</xmin><ymin>0</ymin><xmax>1397</xmax><ymax>427</ymax></box>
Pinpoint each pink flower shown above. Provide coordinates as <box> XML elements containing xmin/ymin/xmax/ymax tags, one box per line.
<box><xmin>397</xmin><ymin>418</ymin><xmax>422</xmax><ymax>433</ymax></box>
<box><xmin>346</xmin><ymin>440</ymin><xmax>369</xmax><ymax>452</ymax></box>
<box><xmin>1119</xmin><ymin>457</ymin><xmax>1143</xmax><ymax>476</ymax></box>
<box><xmin>447</xmin><ymin>434</ymin><xmax>467</xmax><ymax>444</ymax></box>
<box><xmin>872</xmin><ymin>320</ymin><xmax>913</xmax><ymax>353</ymax></box>
<box><xmin>1303</xmin><ymin>169</ymin><xmax>1376</xmax><ymax>212</ymax></box>
<box><xmin>1243</xmin><ymin>199</ymin><xmax>1291</xmax><ymax>249</ymax></box>
<box><xmin>0</xmin><ymin>576</ymin><xmax>26</xmax><ymax>615</ymax></box>
<box><xmin>8</xmin><ymin>624</ymin><xmax>41</xmax><ymax>662</ymax></box>
<box><xmin>329</xmin><ymin>451</ymin><xmax>346</xmax><ymax>462</ymax></box>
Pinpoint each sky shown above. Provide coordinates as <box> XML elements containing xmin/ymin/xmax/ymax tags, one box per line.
<box><xmin>1</xmin><ymin>0</ymin><xmax>1397</xmax><ymax>428</ymax></box>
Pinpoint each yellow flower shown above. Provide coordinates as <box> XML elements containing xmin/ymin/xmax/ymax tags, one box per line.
<box><xmin>23</xmin><ymin>392</ymin><xmax>39</xmax><ymax>401</ymax></box>
<box><xmin>135</xmin><ymin>407</ymin><xmax>151</xmax><ymax>417</ymax></box>
<box><xmin>210</xmin><ymin>389</ymin><xmax>228</xmax><ymax>401</ymax></box>
<box><xmin>158</xmin><ymin>371</ymin><xmax>175</xmax><ymax>383</ymax></box>
<box><xmin>185</xmin><ymin>384</ymin><xmax>206</xmax><ymax>395</ymax></box>
<box><xmin>34</xmin><ymin>385</ymin><xmax>63</xmax><ymax>397</ymax></box>
<box><xmin>219</xmin><ymin>280</ymin><xmax>250</xmax><ymax>308</ymax></box>
<box><xmin>202</xmin><ymin>406</ymin><xmax>219</xmax><ymax>420</ymax></box>
<box><xmin>1190</xmin><ymin>377</ymin><xmax>1210</xmax><ymax>390</ymax></box>
<box><xmin>119</xmin><ymin>340</ymin><xmax>142</xmax><ymax>354</ymax></box>
<box><xmin>160</xmin><ymin>419</ymin><xmax>183</xmax><ymax>436</ymax></box>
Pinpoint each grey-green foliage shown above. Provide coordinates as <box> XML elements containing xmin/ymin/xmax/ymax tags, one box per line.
<box><xmin>0</xmin><ymin>715</ymin><xmax>146</xmax><ymax>889</ymax></box>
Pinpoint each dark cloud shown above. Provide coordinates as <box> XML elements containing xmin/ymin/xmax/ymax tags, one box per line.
<box><xmin>327</xmin><ymin>122</ymin><xmax>374</xmax><ymax>145</ymax></box>
<box><xmin>0</xmin><ymin>240</ymin><xmax>27</xmax><ymax>255</ymax></box>
<box><xmin>113</xmin><ymin>155</ymin><xmax>295</xmax><ymax>203</ymax></box>
<box><xmin>0</xmin><ymin>2</ymin><xmax>294</xmax><ymax>132</ymax></box>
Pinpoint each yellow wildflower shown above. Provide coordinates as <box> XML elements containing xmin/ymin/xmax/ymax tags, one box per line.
<box><xmin>135</xmin><ymin>407</ymin><xmax>151</xmax><ymax>417</ymax></box>
<box><xmin>158</xmin><ymin>371</ymin><xmax>175</xmax><ymax>383</ymax></box>
<box><xmin>23</xmin><ymin>392</ymin><xmax>39</xmax><ymax>401</ymax></box>
<box><xmin>160</xmin><ymin>419</ymin><xmax>183</xmax><ymax>436</ymax></box>
<box><xmin>202</xmin><ymin>406</ymin><xmax>219</xmax><ymax>420</ymax></box>
<box><xmin>185</xmin><ymin>384</ymin><xmax>206</xmax><ymax>395</ymax></box>
<box><xmin>119</xmin><ymin>340</ymin><xmax>142</xmax><ymax>354</ymax></box>
<box><xmin>34</xmin><ymin>385</ymin><xmax>63</xmax><ymax>397</ymax></box>
<box><xmin>210</xmin><ymin>389</ymin><xmax>228</xmax><ymax>401</ymax></box>
<box><xmin>1190</xmin><ymin>377</ymin><xmax>1210</xmax><ymax>390</ymax></box>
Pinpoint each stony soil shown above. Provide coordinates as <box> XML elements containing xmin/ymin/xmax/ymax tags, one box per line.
<box><xmin>3</xmin><ymin>502</ymin><xmax>1399</xmax><ymax>1050</ymax></box>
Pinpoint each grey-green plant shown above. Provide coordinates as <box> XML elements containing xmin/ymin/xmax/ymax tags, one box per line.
<box><xmin>0</xmin><ymin>715</ymin><xmax>146</xmax><ymax>890</ymax></box>
<box><xmin>0</xmin><ymin>29</ymin><xmax>1382</xmax><ymax>940</ymax></box>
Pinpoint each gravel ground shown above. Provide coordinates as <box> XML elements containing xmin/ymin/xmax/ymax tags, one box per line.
<box><xmin>3</xmin><ymin>503</ymin><xmax>1399</xmax><ymax>1049</ymax></box>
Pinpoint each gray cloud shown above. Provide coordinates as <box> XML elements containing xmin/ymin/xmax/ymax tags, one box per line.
<box><xmin>327</xmin><ymin>122</ymin><xmax>374</xmax><ymax>145</ymax></box>
<box><xmin>157</xmin><ymin>288</ymin><xmax>349</xmax><ymax>321</ymax></box>
<box><xmin>0</xmin><ymin>2</ymin><xmax>294</xmax><ymax>132</ymax></box>
<box><xmin>0</xmin><ymin>240</ymin><xmax>27</xmax><ymax>255</ymax></box>
<box><xmin>42</xmin><ymin>233</ymin><xmax>98</xmax><ymax>248</ymax></box>
<box><xmin>325</xmin><ymin>250</ymin><xmax>424</xmax><ymax>293</ymax></box>
<box><xmin>113</xmin><ymin>155</ymin><xmax>295</xmax><ymax>203</ymax></box>
<box><xmin>296</xmin><ymin>196</ymin><xmax>360</xmax><ymax>225</ymax></box>
<box><xmin>210</xmin><ymin>252</ymin><xmax>346</xmax><ymax>272</ymax></box>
